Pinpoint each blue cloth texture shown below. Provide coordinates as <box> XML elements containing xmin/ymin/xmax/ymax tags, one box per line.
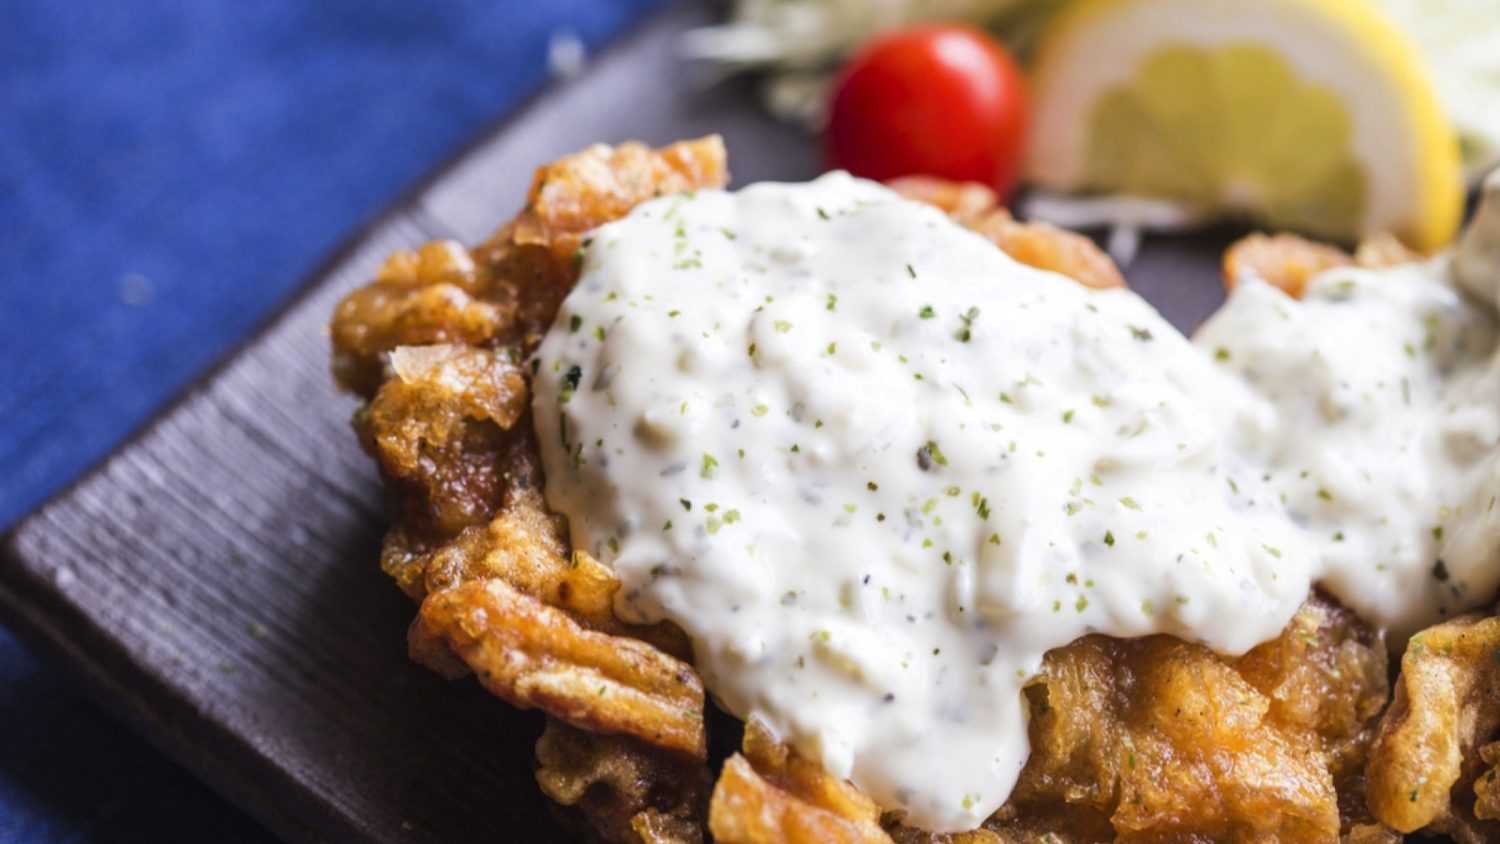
<box><xmin>0</xmin><ymin>1</ymin><xmax>667</xmax><ymax>839</ymax></box>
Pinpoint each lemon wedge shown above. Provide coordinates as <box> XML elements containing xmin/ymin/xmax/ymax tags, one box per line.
<box><xmin>1025</xmin><ymin>0</ymin><xmax>1464</xmax><ymax>251</ymax></box>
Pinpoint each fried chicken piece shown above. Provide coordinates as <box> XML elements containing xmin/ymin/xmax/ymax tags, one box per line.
<box><xmin>329</xmin><ymin>140</ymin><xmax>733</xmax><ymax>840</ymax></box>
<box><xmin>330</xmin><ymin>136</ymin><xmax>728</xmax><ymax>396</ymax></box>
<box><xmin>331</xmin><ymin>240</ymin><xmax>507</xmax><ymax>397</ymax></box>
<box><xmin>709</xmin><ymin>721</ymin><xmax>892</xmax><ymax>844</ymax></box>
<box><xmin>969</xmin><ymin>211</ymin><xmax>1127</xmax><ymax>290</ymax></box>
<box><xmin>1222</xmin><ymin>232</ymin><xmax>1419</xmax><ymax>300</ymax></box>
<box><xmin>356</xmin><ymin>344</ymin><xmax>531</xmax><ymax>539</ymax></box>
<box><xmin>412</xmin><ymin>577</ymin><xmax>707</xmax><ymax>759</ymax></box>
<box><xmin>887</xmin><ymin>178</ymin><xmax>1126</xmax><ymax>290</ymax></box>
<box><xmin>881</xmin><ymin>594</ymin><xmax>1385</xmax><ymax>844</ymax></box>
<box><xmin>1223</xmin><ymin>233</ymin><xmax>1354</xmax><ymax>298</ymax></box>
<box><xmin>537</xmin><ymin>719</ymin><xmax>708</xmax><ymax>844</ymax></box>
<box><xmin>796</xmin><ymin>595</ymin><xmax>1390</xmax><ymax>844</ymax></box>
<box><xmin>1365</xmin><ymin>613</ymin><xmax>1500</xmax><ymax>841</ymax></box>
<box><xmin>333</xmin><ymin>139</ymin><xmax>1429</xmax><ymax>843</ymax></box>
<box><xmin>884</xmin><ymin>177</ymin><xmax>1002</xmax><ymax>226</ymax></box>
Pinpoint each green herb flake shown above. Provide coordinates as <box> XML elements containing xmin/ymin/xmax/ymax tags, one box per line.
<box><xmin>918</xmin><ymin>305</ymin><xmax>936</xmax><ymax>320</ymax></box>
<box><xmin>954</xmin><ymin>306</ymin><xmax>980</xmax><ymax>342</ymax></box>
<box><xmin>700</xmin><ymin>453</ymin><xmax>720</xmax><ymax>479</ymax></box>
<box><xmin>917</xmin><ymin>440</ymin><xmax>949</xmax><ymax>469</ymax></box>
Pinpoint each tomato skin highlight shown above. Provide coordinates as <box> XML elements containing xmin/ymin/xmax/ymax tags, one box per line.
<box><xmin>825</xmin><ymin>25</ymin><xmax>1029</xmax><ymax>199</ymax></box>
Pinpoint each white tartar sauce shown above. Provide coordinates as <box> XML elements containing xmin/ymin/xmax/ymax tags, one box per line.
<box><xmin>530</xmin><ymin>173</ymin><xmax>1500</xmax><ymax>832</ymax></box>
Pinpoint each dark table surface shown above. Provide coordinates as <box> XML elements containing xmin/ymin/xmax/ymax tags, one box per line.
<box><xmin>0</xmin><ymin>2</ymin><xmax>668</xmax><ymax>839</ymax></box>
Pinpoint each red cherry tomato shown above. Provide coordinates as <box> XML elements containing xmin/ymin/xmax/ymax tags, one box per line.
<box><xmin>825</xmin><ymin>25</ymin><xmax>1029</xmax><ymax>198</ymax></box>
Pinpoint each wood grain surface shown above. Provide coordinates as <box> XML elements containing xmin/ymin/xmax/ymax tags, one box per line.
<box><xmin>0</xmin><ymin>4</ymin><xmax>1232</xmax><ymax>842</ymax></box>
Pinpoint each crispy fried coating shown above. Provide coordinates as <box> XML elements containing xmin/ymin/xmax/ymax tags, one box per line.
<box><xmin>1222</xmin><ymin>232</ymin><xmax>1419</xmax><ymax>300</ymax></box>
<box><xmin>888</xmin><ymin>178</ymin><xmax>1126</xmax><ymax>290</ymax></box>
<box><xmin>330</xmin><ymin>137</ymin><xmax>728</xmax><ymax>396</ymax></box>
<box><xmin>331</xmin><ymin>240</ymin><xmax>504</xmax><ymax>396</ymax></box>
<box><xmin>884</xmin><ymin>177</ymin><xmax>1003</xmax><ymax>226</ymax></box>
<box><xmin>883</xmin><ymin>594</ymin><xmax>1387</xmax><ymax>843</ymax></box>
<box><xmin>1223</xmin><ymin>233</ymin><xmax>1353</xmax><ymax>298</ymax></box>
<box><xmin>537</xmin><ymin>719</ymin><xmax>708</xmax><ymax>844</ymax></box>
<box><xmin>358</xmin><ymin>344</ymin><xmax>530</xmax><ymax>539</ymax></box>
<box><xmin>1365</xmin><ymin>613</ymin><xmax>1500</xmax><ymax>841</ymax></box>
<box><xmin>412</xmin><ymin>578</ymin><xmax>707</xmax><ymax>758</ymax></box>
<box><xmin>333</xmin><ymin>140</ymin><xmax>731</xmax><ymax>840</ymax></box>
<box><xmin>969</xmin><ymin>212</ymin><xmax>1127</xmax><ymax>291</ymax></box>
<box><xmin>709</xmin><ymin>721</ymin><xmax>892</xmax><ymax>844</ymax></box>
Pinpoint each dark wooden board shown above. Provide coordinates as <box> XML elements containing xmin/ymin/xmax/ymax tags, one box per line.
<box><xmin>0</xmin><ymin>5</ymin><xmax>1231</xmax><ymax>843</ymax></box>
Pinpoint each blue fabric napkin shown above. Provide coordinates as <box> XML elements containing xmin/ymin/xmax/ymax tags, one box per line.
<box><xmin>0</xmin><ymin>1</ymin><xmax>667</xmax><ymax>838</ymax></box>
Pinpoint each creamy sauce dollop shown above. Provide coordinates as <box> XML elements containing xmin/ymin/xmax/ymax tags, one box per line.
<box><xmin>532</xmin><ymin>173</ymin><xmax>1500</xmax><ymax>832</ymax></box>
